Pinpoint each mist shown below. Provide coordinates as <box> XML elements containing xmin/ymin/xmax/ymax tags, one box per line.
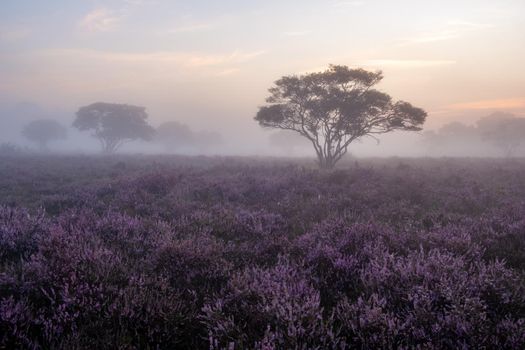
<box><xmin>1</xmin><ymin>100</ymin><xmax>524</xmax><ymax>159</ymax></box>
<box><xmin>3</xmin><ymin>2</ymin><xmax>525</xmax><ymax>348</ymax></box>
<box><xmin>1</xmin><ymin>0</ymin><xmax>524</xmax><ymax>160</ymax></box>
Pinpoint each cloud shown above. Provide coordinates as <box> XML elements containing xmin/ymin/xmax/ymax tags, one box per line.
<box><xmin>449</xmin><ymin>98</ymin><xmax>525</xmax><ymax>110</ymax></box>
<box><xmin>40</xmin><ymin>48</ymin><xmax>266</xmax><ymax>68</ymax></box>
<box><xmin>214</xmin><ymin>68</ymin><xmax>241</xmax><ymax>77</ymax></box>
<box><xmin>78</xmin><ymin>8</ymin><xmax>121</xmax><ymax>33</ymax></box>
<box><xmin>400</xmin><ymin>20</ymin><xmax>494</xmax><ymax>45</ymax></box>
<box><xmin>186</xmin><ymin>50</ymin><xmax>267</xmax><ymax>67</ymax></box>
<box><xmin>446</xmin><ymin>20</ymin><xmax>494</xmax><ymax>29</ymax></box>
<box><xmin>78</xmin><ymin>0</ymin><xmax>157</xmax><ymax>33</ymax></box>
<box><xmin>361</xmin><ymin>59</ymin><xmax>456</xmax><ymax>68</ymax></box>
<box><xmin>297</xmin><ymin>59</ymin><xmax>455</xmax><ymax>74</ymax></box>
<box><xmin>401</xmin><ymin>30</ymin><xmax>460</xmax><ymax>44</ymax></box>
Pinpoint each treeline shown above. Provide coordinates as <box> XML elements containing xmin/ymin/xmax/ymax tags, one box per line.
<box><xmin>3</xmin><ymin>65</ymin><xmax>524</xmax><ymax>162</ymax></box>
<box><xmin>4</xmin><ymin>102</ymin><xmax>222</xmax><ymax>155</ymax></box>
<box><xmin>421</xmin><ymin>112</ymin><xmax>525</xmax><ymax>157</ymax></box>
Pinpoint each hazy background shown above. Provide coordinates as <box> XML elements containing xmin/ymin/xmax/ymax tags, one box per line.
<box><xmin>1</xmin><ymin>0</ymin><xmax>524</xmax><ymax>156</ymax></box>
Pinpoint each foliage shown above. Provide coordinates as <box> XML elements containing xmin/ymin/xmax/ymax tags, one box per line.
<box><xmin>477</xmin><ymin>112</ymin><xmax>525</xmax><ymax>157</ymax></box>
<box><xmin>421</xmin><ymin>112</ymin><xmax>525</xmax><ymax>157</ymax></box>
<box><xmin>255</xmin><ymin>65</ymin><xmax>427</xmax><ymax>168</ymax></box>
<box><xmin>73</xmin><ymin>102</ymin><xmax>156</xmax><ymax>153</ymax></box>
<box><xmin>1</xmin><ymin>156</ymin><xmax>525</xmax><ymax>349</ymax></box>
<box><xmin>21</xmin><ymin>119</ymin><xmax>67</xmax><ymax>151</ymax></box>
<box><xmin>156</xmin><ymin>121</ymin><xmax>223</xmax><ymax>154</ymax></box>
<box><xmin>156</xmin><ymin>121</ymin><xmax>195</xmax><ymax>151</ymax></box>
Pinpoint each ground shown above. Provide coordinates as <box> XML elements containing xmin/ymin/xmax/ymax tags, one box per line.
<box><xmin>1</xmin><ymin>155</ymin><xmax>524</xmax><ymax>349</ymax></box>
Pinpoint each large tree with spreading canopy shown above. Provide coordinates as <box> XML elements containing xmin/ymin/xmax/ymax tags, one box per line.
<box><xmin>255</xmin><ymin>65</ymin><xmax>427</xmax><ymax>169</ymax></box>
<box><xmin>73</xmin><ymin>102</ymin><xmax>155</xmax><ymax>153</ymax></box>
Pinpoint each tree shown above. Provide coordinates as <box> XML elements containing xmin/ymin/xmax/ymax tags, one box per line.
<box><xmin>420</xmin><ymin>122</ymin><xmax>479</xmax><ymax>156</ymax></box>
<box><xmin>438</xmin><ymin>122</ymin><xmax>477</xmax><ymax>138</ymax></box>
<box><xmin>21</xmin><ymin>119</ymin><xmax>67</xmax><ymax>151</ymax></box>
<box><xmin>477</xmin><ymin>112</ymin><xmax>525</xmax><ymax>157</ymax></box>
<box><xmin>156</xmin><ymin>121</ymin><xmax>223</xmax><ymax>154</ymax></box>
<box><xmin>73</xmin><ymin>102</ymin><xmax>155</xmax><ymax>153</ymax></box>
<box><xmin>0</xmin><ymin>143</ymin><xmax>24</xmax><ymax>156</ymax></box>
<box><xmin>255</xmin><ymin>65</ymin><xmax>427</xmax><ymax>169</ymax></box>
<box><xmin>156</xmin><ymin>121</ymin><xmax>195</xmax><ymax>152</ymax></box>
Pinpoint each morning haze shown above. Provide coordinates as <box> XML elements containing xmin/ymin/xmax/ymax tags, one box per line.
<box><xmin>4</xmin><ymin>2</ymin><xmax>525</xmax><ymax>348</ymax></box>
<box><xmin>1</xmin><ymin>0</ymin><xmax>524</xmax><ymax>157</ymax></box>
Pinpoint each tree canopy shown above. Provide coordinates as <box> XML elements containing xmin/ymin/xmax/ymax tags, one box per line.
<box><xmin>477</xmin><ymin>112</ymin><xmax>525</xmax><ymax>157</ymax></box>
<box><xmin>255</xmin><ymin>65</ymin><xmax>427</xmax><ymax>169</ymax></box>
<box><xmin>420</xmin><ymin>112</ymin><xmax>525</xmax><ymax>157</ymax></box>
<box><xmin>420</xmin><ymin>122</ymin><xmax>479</xmax><ymax>155</ymax></box>
<box><xmin>21</xmin><ymin>119</ymin><xmax>67</xmax><ymax>151</ymax></box>
<box><xmin>73</xmin><ymin>102</ymin><xmax>155</xmax><ymax>153</ymax></box>
<box><xmin>156</xmin><ymin>121</ymin><xmax>223</xmax><ymax>154</ymax></box>
<box><xmin>156</xmin><ymin>121</ymin><xmax>194</xmax><ymax>151</ymax></box>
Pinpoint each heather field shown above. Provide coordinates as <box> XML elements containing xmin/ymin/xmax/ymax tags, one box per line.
<box><xmin>1</xmin><ymin>155</ymin><xmax>525</xmax><ymax>349</ymax></box>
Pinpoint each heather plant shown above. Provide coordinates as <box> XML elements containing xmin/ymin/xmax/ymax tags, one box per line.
<box><xmin>202</xmin><ymin>260</ymin><xmax>342</xmax><ymax>349</ymax></box>
<box><xmin>1</xmin><ymin>156</ymin><xmax>525</xmax><ymax>349</ymax></box>
<box><xmin>0</xmin><ymin>206</ymin><xmax>47</xmax><ymax>264</ymax></box>
<box><xmin>152</xmin><ymin>233</ymin><xmax>232</xmax><ymax>296</ymax></box>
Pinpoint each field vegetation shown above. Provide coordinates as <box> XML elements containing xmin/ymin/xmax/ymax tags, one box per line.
<box><xmin>1</xmin><ymin>155</ymin><xmax>525</xmax><ymax>349</ymax></box>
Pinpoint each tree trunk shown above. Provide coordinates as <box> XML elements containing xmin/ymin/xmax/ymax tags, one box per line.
<box><xmin>318</xmin><ymin>155</ymin><xmax>336</xmax><ymax>170</ymax></box>
<box><xmin>100</xmin><ymin>138</ymin><xmax>120</xmax><ymax>154</ymax></box>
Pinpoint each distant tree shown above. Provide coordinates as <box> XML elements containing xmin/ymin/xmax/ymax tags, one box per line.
<box><xmin>0</xmin><ymin>142</ymin><xmax>24</xmax><ymax>156</ymax></box>
<box><xmin>21</xmin><ymin>119</ymin><xmax>67</xmax><ymax>151</ymax></box>
<box><xmin>269</xmin><ymin>130</ymin><xmax>309</xmax><ymax>155</ymax></box>
<box><xmin>156</xmin><ymin>121</ymin><xmax>195</xmax><ymax>151</ymax></box>
<box><xmin>73</xmin><ymin>102</ymin><xmax>155</xmax><ymax>153</ymax></box>
<box><xmin>255</xmin><ymin>65</ymin><xmax>427</xmax><ymax>169</ymax></box>
<box><xmin>477</xmin><ymin>112</ymin><xmax>525</xmax><ymax>157</ymax></box>
<box><xmin>420</xmin><ymin>122</ymin><xmax>479</xmax><ymax>155</ymax></box>
<box><xmin>439</xmin><ymin>122</ymin><xmax>477</xmax><ymax>138</ymax></box>
<box><xmin>155</xmin><ymin>121</ymin><xmax>223</xmax><ymax>154</ymax></box>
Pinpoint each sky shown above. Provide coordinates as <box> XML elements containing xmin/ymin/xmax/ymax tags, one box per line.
<box><xmin>1</xmin><ymin>0</ymin><xmax>524</xmax><ymax>155</ymax></box>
